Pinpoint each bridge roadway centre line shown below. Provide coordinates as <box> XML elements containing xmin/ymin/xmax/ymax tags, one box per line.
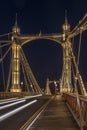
<box><xmin>0</xmin><ymin>94</ymin><xmax>42</xmax><ymax>105</ymax></box>
<box><xmin>0</xmin><ymin>100</ymin><xmax>37</xmax><ymax>122</ymax></box>
<box><xmin>0</xmin><ymin>99</ymin><xmax>26</xmax><ymax>110</ymax></box>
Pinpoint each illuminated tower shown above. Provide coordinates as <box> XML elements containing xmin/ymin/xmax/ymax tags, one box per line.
<box><xmin>60</xmin><ymin>11</ymin><xmax>72</xmax><ymax>92</ymax></box>
<box><xmin>10</xmin><ymin>15</ymin><xmax>21</xmax><ymax>92</ymax></box>
<box><xmin>45</xmin><ymin>78</ymin><xmax>52</xmax><ymax>95</ymax></box>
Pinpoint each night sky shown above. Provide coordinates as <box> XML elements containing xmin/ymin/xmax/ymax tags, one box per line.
<box><xmin>0</xmin><ymin>0</ymin><xmax>87</xmax><ymax>90</ymax></box>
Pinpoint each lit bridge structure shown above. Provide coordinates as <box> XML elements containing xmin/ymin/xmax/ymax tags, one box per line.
<box><xmin>0</xmin><ymin>13</ymin><xmax>87</xmax><ymax>130</ymax></box>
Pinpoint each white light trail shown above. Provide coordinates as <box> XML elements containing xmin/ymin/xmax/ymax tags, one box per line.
<box><xmin>0</xmin><ymin>100</ymin><xmax>37</xmax><ymax>122</ymax></box>
<box><xmin>0</xmin><ymin>98</ymin><xmax>22</xmax><ymax>105</ymax></box>
<box><xmin>0</xmin><ymin>97</ymin><xmax>18</xmax><ymax>102</ymax></box>
<box><xmin>0</xmin><ymin>99</ymin><xmax>26</xmax><ymax>110</ymax></box>
<box><xmin>24</xmin><ymin>94</ymin><xmax>42</xmax><ymax>100</ymax></box>
<box><xmin>0</xmin><ymin>94</ymin><xmax>42</xmax><ymax>105</ymax></box>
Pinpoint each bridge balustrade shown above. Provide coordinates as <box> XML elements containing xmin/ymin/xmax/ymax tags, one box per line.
<box><xmin>63</xmin><ymin>92</ymin><xmax>87</xmax><ymax>128</ymax></box>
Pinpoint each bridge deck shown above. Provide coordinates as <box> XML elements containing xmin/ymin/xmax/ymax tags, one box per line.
<box><xmin>29</xmin><ymin>95</ymin><xmax>80</xmax><ymax>130</ymax></box>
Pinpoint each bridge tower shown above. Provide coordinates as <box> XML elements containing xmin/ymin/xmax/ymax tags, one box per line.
<box><xmin>10</xmin><ymin>16</ymin><xmax>21</xmax><ymax>92</ymax></box>
<box><xmin>60</xmin><ymin>12</ymin><xmax>72</xmax><ymax>92</ymax></box>
<box><xmin>45</xmin><ymin>78</ymin><xmax>52</xmax><ymax>95</ymax></box>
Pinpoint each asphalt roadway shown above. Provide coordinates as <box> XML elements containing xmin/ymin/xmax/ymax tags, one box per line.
<box><xmin>0</xmin><ymin>95</ymin><xmax>50</xmax><ymax>130</ymax></box>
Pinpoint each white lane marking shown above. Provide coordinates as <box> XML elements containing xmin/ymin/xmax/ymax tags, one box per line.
<box><xmin>0</xmin><ymin>100</ymin><xmax>37</xmax><ymax>122</ymax></box>
<box><xmin>0</xmin><ymin>99</ymin><xmax>26</xmax><ymax>110</ymax></box>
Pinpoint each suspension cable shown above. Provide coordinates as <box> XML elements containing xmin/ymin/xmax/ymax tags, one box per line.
<box><xmin>20</xmin><ymin>51</ymin><xmax>30</xmax><ymax>92</ymax></box>
<box><xmin>0</xmin><ymin>32</ymin><xmax>13</xmax><ymax>37</ymax></box>
<box><xmin>77</xmin><ymin>31</ymin><xmax>82</xmax><ymax>66</ymax></box>
<box><xmin>20</xmin><ymin>47</ymin><xmax>42</xmax><ymax>93</ymax></box>
<box><xmin>0</xmin><ymin>43</ymin><xmax>5</xmax><ymax>91</ymax></box>
<box><xmin>20</xmin><ymin>49</ymin><xmax>35</xmax><ymax>92</ymax></box>
<box><xmin>5</xmin><ymin>33</ymin><xmax>12</xmax><ymax>92</ymax></box>
<box><xmin>0</xmin><ymin>43</ymin><xmax>11</xmax><ymax>48</ymax></box>
<box><xmin>71</xmin><ymin>13</ymin><xmax>87</xmax><ymax>34</ymax></box>
<box><xmin>21</xmin><ymin>61</ymin><xmax>29</xmax><ymax>92</ymax></box>
<box><xmin>6</xmin><ymin>58</ymin><xmax>12</xmax><ymax>92</ymax></box>
<box><xmin>72</xmin><ymin>37</ymin><xmax>74</xmax><ymax>49</ymax></box>
<box><xmin>71</xmin><ymin>61</ymin><xmax>76</xmax><ymax>92</ymax></box>
<box><xmin>20</xmin><ymin>49</ymin><xmax>33</xmax><ymax>85</ymax></box>
<box><xmin>71</xmin><ymin>48</ymin><xmax>87</xmax><ymax>95</ymax></box>
<box><xmin>0</xmin><ymin>45</ymin><xmax>12</xmax><ymax>62</ymax></box>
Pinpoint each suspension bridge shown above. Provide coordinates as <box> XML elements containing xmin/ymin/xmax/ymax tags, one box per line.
<box><xmin>0</xmin><ymin>13</ymin><xmax>87</xmax><ymax>130</ymax></box>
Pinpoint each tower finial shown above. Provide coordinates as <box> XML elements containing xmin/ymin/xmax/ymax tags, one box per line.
<box><xmin>65</xmin><ymin>10</ymin><xmax>68</xmax><ymax>24</ymax></box>
<box><xmin>15</xmin><ymin>13</ymin><xmax>18</xmax><ymax>26</ymax></box>
<box><xmin>62</xmin><ymin>10</ymin><xmax>70</xmax><ymax>40</ymax></box>
<box><xmin>12</xmin><ymin>13</ymin><xmax>20</xmax><ymax>33</ymax></box>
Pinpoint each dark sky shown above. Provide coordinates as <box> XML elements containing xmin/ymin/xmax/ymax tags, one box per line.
<box><xmin>0</xmin><ymin>0</ymin><xmax>87</xmax><ymax>89</ymax></box>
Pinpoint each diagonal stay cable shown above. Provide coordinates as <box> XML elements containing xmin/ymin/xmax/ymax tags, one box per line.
<box><xmin>0</xmin><ymin>32</ymin><xmax>13</xmax><ymax>37</ymax></box>
<box><xmin>20</xmin><ymin>52</ymin><xmax>30</xmax><ymax>92</ymax></box>
<box><xmin>20</xmin><ymin>47</ymin><xmax>42</xmax><ymax>94</ymax></box>
<box><xmin>20</xmin><ymin>49</ymin><xmax>34</xmax><ymax>92</ymax></box>
<box><xmin>6</xmin><ymin>58</ymin><xmax>12</xmax><ymax>92</ymax></box>
<box><xmin>77</xmin><ymin>31</ymin><xmax>82</xmax><ymax>67</ymax></box>
<box><xmin>0</xmin><ymin>45</ymin><xmax>12</xmax><ymax>63</ymax></box>
<box><xmin>0</xmin><ymin>43</ymin><xmax>11</xmax><ymax>48</ymax></box>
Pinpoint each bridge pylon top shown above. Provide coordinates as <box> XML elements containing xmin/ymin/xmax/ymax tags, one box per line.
<box><xmin>62</xmin><ymin>10</ymin><xmax>70</xmax><ymax>34</ymax></box>
<box><xmin>12</xmin><ymin>13</ymin><xmax>20</xmax><ymax>34</ymax></box>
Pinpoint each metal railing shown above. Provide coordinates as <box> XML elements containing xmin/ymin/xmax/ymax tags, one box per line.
<box><xmin>63</xmin><ymin>92</ymin><xmax>87</xmax><ymax>130</ymax></box>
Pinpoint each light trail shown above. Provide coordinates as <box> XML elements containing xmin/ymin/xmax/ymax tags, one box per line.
<box><xmin>24</xmin><ymin>94</ymin><xmax>42</xmax><ymax>100</ymax></box>
<box><xmin>0</xmin><ymin>99</ymin><xmax>26</xmax><ymax>110</ymax></box>
<box><xmin>0</xmin><ymin>98</ymin><xmax>23</xmax><ymax>105</ymax></box>
<box><xmin>0</xmin><ymin>100</ymin><xmax>37</xmax><ymax>122</ymax></box>
<box><xmin>0</xmin><ymin>94</ymin><xmax>42</xmax><ymax>105</ymax></box>
<box><xmin>0</xmin><ymin>97</ymin><xmax>18</xmax><ymax>102</ymax></box>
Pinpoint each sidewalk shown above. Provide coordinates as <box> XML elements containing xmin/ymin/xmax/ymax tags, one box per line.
<box><xmin>30</xmin><ymin>95</ymin><xmax>80</xmax><ymax>130</ymax></box>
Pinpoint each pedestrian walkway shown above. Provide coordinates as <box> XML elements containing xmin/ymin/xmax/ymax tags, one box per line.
<box><xmin>30</xmin><ymin>95</ymin><xmax>80</xmax><ymax>130</ymax></box>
